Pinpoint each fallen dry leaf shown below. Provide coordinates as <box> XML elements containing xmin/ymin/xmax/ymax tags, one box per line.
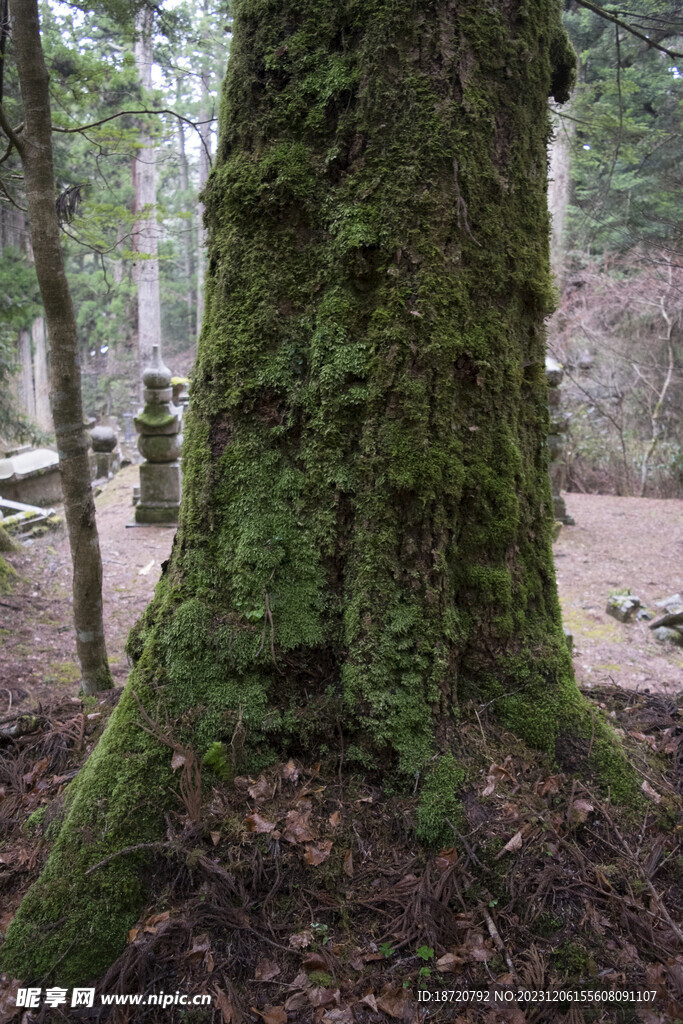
<box><xmin>435</xmin><ymin>847</ymin><xmax>458</xmax><ymax>871</ymax></box>
<box><xmin>343</xmin><ymin>849</ymin><xmax>354</xmax><ymax>877</ymax></box>
<box><xmin>248</xmin><ymin>775</ymin><xmax>275</xmax><ymax>804</ymax></box>
<box><xmin>536</xmin><ymin>774</ymin><xmax>563</xmax><ymax>796</ymax></box>
<box><xmin>360</xmin><ymin>992</ymin><xmax>378</xmax><ymax>1012</ymax></box>
<box><xmin>245</xmin><ymin>812</ymin><xmax>276</xmax><ymax>834</ymax></box>
<box><xmin>641</xmin><ymin>780</ymin><xmax>662</xmax><ymax>804</ymax></box>
<box><xmin>496</xmin><ymin>829</ymin><xmax>524</xmax><ymax>857</ymax></box>
<box><xmin>569</xmin><ymin>799</ymin><xmax>594</xmax><ymax>824</ymax></box>
<box><xmin>289</xmin><ymin>929</ymin><xmax>313</xmax><ymax>949</ymax></box>
<box><xmin>308</xmin><ymin>985</ymin><xmax>339</xmax><ymax>1008</ymax></box>
<box><xmin>213</xmin><ymin>989</ymin><xmax>233</xmax><ymax>1023</ymax></box>
<box><xmin>144</xmin><ymin>911</ymin><xmax>171</xmax><ymax>932</ymax></box>
<box><xmin>210</xmin><ymin>831</ymin><xmax>221</xmax><ymax>846</ymax></box>
<box><xmin>436</xmin><ymin>951</ymin><xmax>464</xmax><ymax>972</ymax></box>
<box><xmin>188</xmin><ymin>933</ymin><xmax>211</xmax><ymax>960</ymax></box>
<box><xmin>482</xmin><ymin>758</ymin><xmax>516</xmax><ymax>797</ymax></box>
<box><xmin>254</xmin><ymin>1007</ymin><xmax>287</xmax><ymax>1024</ymax></box>
<box><xmin>255</xmin><ymin>959</ymin><xmax>281</xmax><ymax>981</ymax></box>
<box><xmin>469</xmin><ymin>936</ymin><xmax>495</xmax><ymax>962</ymax></box>
<box><xmin>282</xmin><ymin>760</ymin><xmax>300</xmax><ymax>783</ymax></box>
<box><xmin>304</xmin><ymin>840</ymin><xmax>333</xmax><ymax>866</ymax></box>
<box><xmin>284</xmin><ymin>992</ymin><xmax>309</xmax><ymax>1012</ymax></box>
<box><xmin>302</xmin><ymin>952</ymin><xmax>328</xmax><ymax>973</ymax></box>
<box><xmin>321</xmin><ymin>1011</ymin><xmax>354</xmax><ymax>1023</ymax></box>
<box><xmin>377</xmin><ymin>985</ymin><xmax>413</xmax><ymax>1019</ymax></box>
<box><xmin>329</xmin><ymin>810</ymin><xmax>341</xmax><ymax>828</ymax></box>
<box><xmin>284</xmin><ymin>809</ymin><xmax>316</xmax><ymax>844</ymax></box>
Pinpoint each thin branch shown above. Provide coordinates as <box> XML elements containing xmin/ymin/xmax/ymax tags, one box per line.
<box><xmin>59</xmin><ymin>222</ymin><xmax>134</xmax><ymax>255</ymax></box>
<box><xmin>53</xmin><ymin>107</ymin><xmax>215</xmax><ymax>165</ymax></box>
<box><xmin>0</xmin><ymin>174</ymin><xmax>26</xmax><ymax>210</ymax></box>
<box><xmin>574</xmin><ymin>0</ymin><xmax>683</xmax><ymax>60</ymax></box>
<box><xmin>0</xmin><ymin>99</ymin><xmax>23</xmax><ymax>153</ymax></box>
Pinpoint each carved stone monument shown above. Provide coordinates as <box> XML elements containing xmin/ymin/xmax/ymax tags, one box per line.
<box><xmin>133</xmin><ymin>345</ymin><xmax>182</xmax><ymax>524</ymax></box>
<box><xmin>90</xmin><ymin>425</ymin><xmax>118</xmax><ymax>480</ymax></box>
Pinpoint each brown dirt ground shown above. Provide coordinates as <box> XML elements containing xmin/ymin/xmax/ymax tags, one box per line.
<box><xmin>554</xmin><ymin>493</ymin><xmax>683</xmax><ymax>697</ymax></box>
<box><xmin>0</xmin><ymin>465</ymin><xmax>174</xmax><ymax>713</ymax></box>
<box><xmin>0</xmin><ymin>482</ymin><xmax>681</xmax><ymax>713</ymax></box>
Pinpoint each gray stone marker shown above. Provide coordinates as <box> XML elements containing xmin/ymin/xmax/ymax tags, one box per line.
<box><xmin>133</xmin><ymin>345</ymin><xmax>182</xmax><ymax>524</ymax></box>
<box><xmin>90</xmin><ymin>425</ymin><xmax>118</xmax><ymax>480</ymax></box>
<box><xmin>0</xmin><ymin>448</ymin><xmax>62</xmax><ymax>506</ymax></box>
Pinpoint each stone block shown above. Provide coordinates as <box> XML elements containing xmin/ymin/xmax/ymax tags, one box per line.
<box><xmin>606</xmin><ymin>593</ymin><xmax>641</xmax><ymax>623</ymax></box>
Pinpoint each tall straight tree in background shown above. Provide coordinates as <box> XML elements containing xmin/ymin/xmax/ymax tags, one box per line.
<box><xmin>195</xmin><ymin>0</ymin><xmax>213</xmax><ymax>338</ymax></box>
<box><xmin>133</xmin><ymin>5</ymin><xmax>161</xmax><ymax>370</ymax></box>
<box><xmin>0</xmin><ymin>0</ymin><xmax>637</xmax><ymax>985</ymax></box>
<box><xmin>1</xmin><ymin>0</ymin><xmax>113</xmax><ymax>693</ymax></box>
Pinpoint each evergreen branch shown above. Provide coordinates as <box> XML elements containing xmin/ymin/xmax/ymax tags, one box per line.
<box><xmin>574</xmin><ymin>0</ymin><xmax>683</xmax><ymax>60</ymax></box>
<box><xmin>52</xmin><ymin>107</ymin><xmax>214</xmax><ymax>164</ymax></box>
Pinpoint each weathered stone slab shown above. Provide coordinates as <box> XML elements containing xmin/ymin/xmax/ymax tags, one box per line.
<box><xmin>0</xmin><ymin>448</ymin><xmax>62</xmax><ymax>506</ymax></box>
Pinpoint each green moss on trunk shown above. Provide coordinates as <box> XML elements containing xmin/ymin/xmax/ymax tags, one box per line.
<box><xmin>0</xmin><ymin>0</ymin><xmax>635</xmax><ymax>985</ymax></box>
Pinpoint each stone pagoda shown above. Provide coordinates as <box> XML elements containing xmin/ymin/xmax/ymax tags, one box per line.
<box><xmin>133</xmin><ymin>345</ymin><xmax>182</xmax><ymax>524</ymax></box>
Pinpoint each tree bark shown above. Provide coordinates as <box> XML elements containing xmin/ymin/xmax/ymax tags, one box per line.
<box><xmin>133</xmin><ymin>7</ymin><xmax>162</xmax><ymax>371</ymax></box>
<box><xmin>4</xmin><ymin>0</ymin><xmax>112</xmax><ymax>694</ymax></box>
<box><xmin>0</xmin><ymin>0</ymin><xmax>637</xmax><ymax>986</ymax></box>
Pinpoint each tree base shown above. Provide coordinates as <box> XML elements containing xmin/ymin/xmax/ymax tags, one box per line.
<box><xmin>1</xmin><ymin>683</ymin><xmax>679</xmax><ymax>1003</ymax></box>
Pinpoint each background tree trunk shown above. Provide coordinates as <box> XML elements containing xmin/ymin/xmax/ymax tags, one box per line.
<box><xmin>548</xmin><ymin>107</ymin><xmax>574</xmax><ymax>288</ymax></box>
<box><xmin>16</xmin><ymin>326</ymin><xmax>35</xmax><ymax>421</ymax></box>
<box><xmin>4</xmin><ymin>0</ymin><xmax>112</xmax><ymax>694</ymax></box>
<box><xmin>176</xmin><ymin>77</ymin><xmax>195</xmax><ymax>336</ymax></box>
<box><xmin>133</xmin><ymin>7</ymin><xmax>162</xmax><ymax>371</ymax></box>
<box><xmin>0</xmin><ymin>0</ymin><xmax>635</xmax><ymax>986</ymax></box>
<box><xmin>195</xmin><ymin>0</ymin><xmax>212</xmax><ymax>340</ymax></box>
<box><xmin>30</xmin><ymin>316</ymin><xmax>51</xmax><ymax>431</ymax></box>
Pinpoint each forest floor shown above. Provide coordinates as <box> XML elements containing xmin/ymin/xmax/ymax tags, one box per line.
<box><xmin>0</xmin><ymin>475</ymin><xmax>681</xmax><ymax>715</ymax></box>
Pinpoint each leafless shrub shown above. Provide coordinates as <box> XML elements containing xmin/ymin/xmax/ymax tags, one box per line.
<box><xmin>549</xmin><ymin>250</ymin><xmax>682</xmax><ymax>497</ymax></box>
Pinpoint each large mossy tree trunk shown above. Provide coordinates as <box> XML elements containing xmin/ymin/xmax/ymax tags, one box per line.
<box><xmin>0</xmin><ymin>0</ymin><xmax>634</xmax><ymax>985</ymax></box>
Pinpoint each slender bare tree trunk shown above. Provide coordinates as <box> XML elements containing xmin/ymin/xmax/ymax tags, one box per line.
<box><xmin>195</xmin><ymin>0</ymin><xmax>212</xmax><ymax>340</ymax></box>
<box><xmin>17</xmin><ymin>326</ymin><xmax>35</xmax><ymax>420</ymax></box>
<box><xmin>31</xmin><ymin>315</ymin><xmax>52</xmax><ymax>430</ymax></box>
<box><xmin>548</xmin><ymin>107</ymin><xmax>574</xmax><ymax>288</ymax></box>
<box><xmin>6</xmin><ymin>0</ymin><xmax>113</xmax><ymax>693</ymax></box>
<box><xmin>133</xmin><ymin>8</ymin><xmax>161</xmax><ymax>372</ymax></box>
<box><xmin>176</xmin><ymin>78</ymin><xmax>194</xmax><ymax>335</ymax></box>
